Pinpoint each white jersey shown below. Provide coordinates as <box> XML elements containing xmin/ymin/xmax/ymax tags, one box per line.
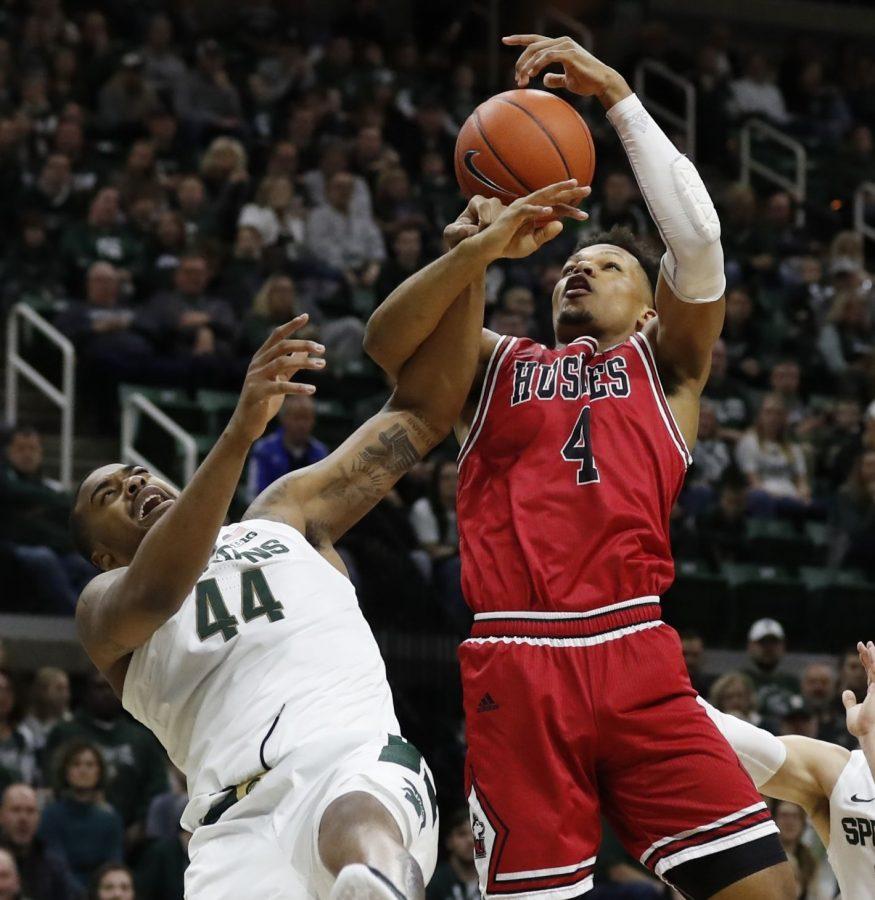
<box><xmin>122</xmin><ymin>518</ymin><xmax>400</xmax><ymax>831</ymax></box>
<box><xmin>829</xmin><ymin>749</ymin><xmax>875</xmax><ymax>898</ymax></box>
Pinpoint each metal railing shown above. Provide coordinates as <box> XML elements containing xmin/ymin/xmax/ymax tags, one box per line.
<box><xmin>854</xmin><ymin>181</ymin><xmax>875</xmax><ymax>248</ymax></box>
<box><xmin>5</xmin><ymin>303</ymin><xmax>75</xmax><ymax>488</ymax></box>
<box><xmin>120</xmin><ymin>392</ymin><xmax>197</xmax><ymax>492</ymax></box>
<box><xmin>634</xmin><ymin>59</ymin><xmax>696</xmax><ymax>161</ymax></box>
<box><xmin>535</xmin><ymin>7</ymin><xmax>595</xmax><ymax>50</ymax></box>
<box><xmin>740</xmin><ymin>119</ymin><xmax>807</xmax><ymax>226</ymax></box>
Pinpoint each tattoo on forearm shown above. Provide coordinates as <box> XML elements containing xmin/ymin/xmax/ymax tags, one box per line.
<box><xmin>360</xmin><ymin>423</ymin><xmax>420</xmax><ymax>474</ymax></box>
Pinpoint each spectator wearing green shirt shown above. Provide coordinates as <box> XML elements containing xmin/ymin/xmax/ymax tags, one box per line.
<box><xmin>44</xmin><ymin>672</ymin><xmax>167</xmax><ymax>840</ymax></box>
<box><xmin>426</xmin><ymin>809</ymin><xmax>478</xmax><ymax>900</ymax></box>
<box><xmin>39</xmin><ymin>740</ymin><xmax>123</xmax><ymax>891</ymax></box>
<box><xmin>744</xmin><ymin>618</ymin><xmax>801</xmax><ymax>719</ymax></box>
<box><xmin>134</xmin><ymin>829</ymin><xmax>187</xmax><ymax>900</ymax></box>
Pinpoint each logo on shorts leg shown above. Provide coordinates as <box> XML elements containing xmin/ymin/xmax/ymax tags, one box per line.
<box><xmin>472</xmin><ymin>813</ymin><xmax>487</xmax><ymax>859</ymax></box>
<box><xmin>477</xmin><ymin>693</ymin><xmax>499</xmax><ymax>713</ymax></box>
<box><xmin>402</xmin><ymin>778</ymin><xmax>426</xmax><ymax>832</ymax></box>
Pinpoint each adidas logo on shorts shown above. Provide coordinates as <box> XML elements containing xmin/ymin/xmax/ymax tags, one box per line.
<box><xmin>477</xmin><ymin>693</ymin><xmax>499</xmax><ymax>713</ymax></box>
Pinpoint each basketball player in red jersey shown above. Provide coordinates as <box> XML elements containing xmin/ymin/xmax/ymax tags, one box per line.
<box><xmin>365</xmin><ymin>37</ymin><xmax>796</xmax><ymax>900</ymax></box>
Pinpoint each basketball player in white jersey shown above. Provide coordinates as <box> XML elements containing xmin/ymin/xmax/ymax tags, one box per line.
<box><xmin>701</xmin><ymin>641</ymin><xmax>875</xmax><ymax>897</ymax></box>
<box><xmin>68</xmin><ymin>190</ymin><xmax>581</xmax><ymax>900</ymax></box>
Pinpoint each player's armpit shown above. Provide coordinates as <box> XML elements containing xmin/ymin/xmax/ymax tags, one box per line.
<box><xmin>245</xmin><ymin>406</ymin><xmax>441</xmax><ymax>544</ymax></box>
<box><xmin>763</xmin><ymin>736</ymin><xmax>850</xmax><ymax>814</ymax></box>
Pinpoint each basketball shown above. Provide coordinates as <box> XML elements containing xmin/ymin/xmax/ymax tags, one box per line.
<box><xmin>454</xmin><ymin>89</ymin><xmax>596</xmax><ymax>203</ymax></box>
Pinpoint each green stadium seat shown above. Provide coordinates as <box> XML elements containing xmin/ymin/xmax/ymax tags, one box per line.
<box><xmin>801</xmin><ymin>567</ymin><xmax>875</xmax><ymax>651</ymax></box>
<box><xmin>663</xmin><ymin>560</ymin><xmax>733</xmax><ymax>646</ymax></box>
<box><xmin>745</xmin><ymin>519</ymin><xmax>818</xmax><ymax>567</ymax></box>
<box><xmin>721</xmin><ymin>562</ymin><xmax>807</xmax><ymax>645</ymax></box>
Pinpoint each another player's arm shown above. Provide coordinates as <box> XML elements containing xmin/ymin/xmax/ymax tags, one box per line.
<box><xmin>76</xmin><ymin>318</ymin><xmax>325</xmax><ymax>672</ymax></box>
<box><xmin>245</xmin><ymin>266</ymin><xmax>489</xmax><ymax>548</ymax></box>
<box><xmin>505</xmin><ymin>35</ymin><xmax>726</xmax><ymax>443</ymax></box>
<box><xmin>844</xmin><ymin>641</ymin><xmax>875</xmax><ymax>779</ymax></box>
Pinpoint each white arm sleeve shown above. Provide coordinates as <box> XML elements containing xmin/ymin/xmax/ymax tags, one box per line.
<box><xmin>606</xmin><ymin>93</ymin><xmax>726</xmax><ymax>303</ymax></box>
<box><xmin>698</xmin><ymin>697</ymin><xmax>787</xmax><ymax>788</ymax></box>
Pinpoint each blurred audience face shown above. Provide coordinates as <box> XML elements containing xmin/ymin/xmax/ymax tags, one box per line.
<box><xmin>780</xmin><ymin>710</ymin><xmax>818</xmax><ymax>739</ymax></box>
<box><xmin>234</xmin><ymin>225</ymin><xmax>262</xmax><ymax>259</ymax></box>
<box><xmin>446</xmin><ymin>818</ymin><xmax>475</xmax><ymax>867</ymax></box>
<box><xmin>725</xmin><ymin>288</ymin><xmax>753</xmax><ymax>325</ymax></box>
<box><xmin>603</xmin><ymin>172</ymin><xmax>635</xmax><ymax>211</ymax></box>
<box><xmin>835</xmin><ymin>399</ymin><xmax>861</xmax><ymax>432</ymax></box>
<box><xmin>681</xmin><ymin>634</ymin><xmax>705</xmax><ymax>674</ymax></box>
<box><xmin>96</xmin><ymin>867</ymin><xmax>135</xmax><ymax>900</ymax></box>
<box><xmin>146</xmin><ymin>12</ymin><xmax>173</xmax><ymax>51</ymax></box>
<box><xmin>40</xmin><ymin>153</ymin><xmax>71</xmax><ymax>193</ymax></box>
<box><xmin>177</xmin><ymin>177</ymin><xmax>205</xmax><ymax>214</ymax></box>
<box><xmin>0</xmin><ymin>785</ymin><xmax>38</xmax><ymax>849</ymax></box>
<box><xmin>719</xmin><ymin>484</ymin><xmax>746</xmax><ymax>519</ymax></box>
<box><xmin>748</xmin><ymin>635</ymin><xmax>785</xmax><ymax>671</ymax></box>
<box><xmin>774</xmin><ymin>801</ymin><xmax>806</xmax><ymax>846</ymax></box>
<box><xmin>0</xmin><ymin>848</ymin><xmax>20</xmax><ymax>900</ymax></box>
<box><xmin>54</xmin><ymin>119</ymin><xmax>83</xmax><ymax>156</ymax></box>
<box><xmin>127</xmin><ymin>141</ymin><xmax>154</xmax><ymax>172</ymax></box>
<box><xmin>503</xmin><ymin>287</ymin><xmax>535</xmax><ymax>318</ymax></box>
<box><xmin>156</xmin><ymin>211</ymin><xmax>185</xmax><ymax>249</ymax></box>
<box><xmin>89</xmin><ymin>188</ymin><xmax>120</xmax><ymax>228</ymax></box>
<box><xmin>713</xmin><ymin>673</ymin><xmax>755</xmax><ymax>716</ymax></box>
<box><xmin>861</xmin><ymin>450</ymin><xmax>875</xmax><ymax>484</ymax></box>
<box><xmin>393</xmin><ymin>228</ymin><xmax>421</xmax><ymax>267</ymax></box>
<box><xmin>840</xmin><ymin>649</ymin><xmax>867</xmax><ymax>696</ymax></box>
<box><xmin>67</xmin><ymin>747</ymin><xmax>101</xmax><ymax>792</ymax></box>
<box><xmin>6</xmin><ymin>428</ymin><xmax>42</xmax><ymax>476</ymax></box>
<box><xmin>757</xmin><ymin>395</ymin><xmax>787</xmax><ymax>441</ymax></box>
<box><xmin>87</xmin><ymin>262</ymin><xmax>120</xmax><ymax>307</ymax></box>
<box><xmin>766</xmin><ymin>192</ymin><xmax>793</xmax><ymax>228</ymax></box>
<box><xmin>708</xmin><ymin>339</ymin><xmax>728</xmax><ymax>381</ymax></box>
<box><xmin>279</xmin><ymin>396</ymin><xmax>316</xmax><ymax>446</ymax></box>
<box><xmin>84</xmin><ymin>670</ymin><xmax>122</xmax><ymax>720</ymax></box>
<box><xmin>267</xmin><ymin>141</ymin><xmax>298</xmax><ymax>177</ymax></box>
<box><xmin>770</xmin><ymin>362</ymin><xmax>800</xmax><ymax>397</ymax></box>
<box><xmin>438</xmin><ymin>462</ymin><xmax>458</xmax><ymax>509</ymax></box>
<box><xmin>801</xmin><ymin>663</ymin><xmax>836</xmax><ymax>712</ymax></box>
<box><xmin>697</xmin><ymin>402</ymin><xmax>718</xmax><ymax>440</ymax></box>
<box><xmin>266</xmin><ymin>277</ymin><xmax>296</xmax><ymax>319</ymax></box>
<box><xmin>175</xmin><ymin>256</ymin><xmax>209</xmax><ymax>297</ymax></box>
<box><xmin>326</xmin><ymin>172</ymin><xmax>355</xmax><ymax>212</ymax></box>
<box><xmin>32</xmin><ymin>667</ymin><xmax>70</xmax><ymax>717</ymax></box>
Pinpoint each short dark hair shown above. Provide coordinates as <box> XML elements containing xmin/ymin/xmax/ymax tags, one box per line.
<box><xmin>88</xmin><ymin>863</ymin><xmax>133</xmax><ymax>900</ymax></box>
<box><xmin>69</xmin><ymin>474</ymin><xmax>93</xmax><ymax>561</ymax></box>
<box><xmin>574</xmin><ymin>225</ymin><xmax>661</xmax><ymax>293</ymax></box>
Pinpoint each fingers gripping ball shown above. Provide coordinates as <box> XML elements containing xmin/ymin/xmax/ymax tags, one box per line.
<box><xmin>454</xmin><ymin>89</ymin><xmax>596</xmax><ymax>202</ymax></box>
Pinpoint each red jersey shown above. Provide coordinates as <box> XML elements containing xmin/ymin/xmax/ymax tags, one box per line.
<box><xmin>457</xmin><ymin>331</ymin><xmax>692</xmax><ymax>615</ymax></box>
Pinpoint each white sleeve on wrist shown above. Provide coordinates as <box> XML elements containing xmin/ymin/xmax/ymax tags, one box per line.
<box><xmin>697</xmin><ymin>697</ymin><xmax>787</xmax><ymax>788</ymax></box>
<box><xmin>606</xmin><ymin>93</ymin><xmax>726</xmax><ymax>304</ymax></box>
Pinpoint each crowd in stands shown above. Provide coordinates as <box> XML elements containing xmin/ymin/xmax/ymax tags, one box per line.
<box><xmin>0</xmin><ymin>0</ymin><xmax>874</xmax><ymax>896</ymax></box>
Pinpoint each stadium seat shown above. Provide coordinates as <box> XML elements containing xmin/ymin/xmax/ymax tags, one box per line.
<box><xmin>744</xmin><ymin>519</ymin><xmax>818</xmax><ymax>567</ymax></box>
<box><xmin>721</xmin><ymin>563</ymin><xmax>807</xmax><ymax>645</ymax></box>
<box><xmin>663</xmin><ymin>560</ymin><xmax>733</xmax><ymax>646</ymax></box>
<box><xmin>801</xmin><ymin>567</ymin><xmax>875</xmax><ymax>651</ymax></box>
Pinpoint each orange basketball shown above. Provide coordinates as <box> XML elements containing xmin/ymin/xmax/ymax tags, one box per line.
<box><xmin>454</xmin><ymin>89</ymin><xmax>596</xmax><ymax>203</ymax></box>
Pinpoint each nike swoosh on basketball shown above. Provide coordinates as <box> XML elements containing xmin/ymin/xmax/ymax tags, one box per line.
<box><xmin>463</xmin><ymin>150</ymin><xmax>514</xmax><ymax>195</ymax></box>
<box><xmin>851</xmin><ymin>794</ymin><xmax>875</xmax><ymax>802</ymax></box>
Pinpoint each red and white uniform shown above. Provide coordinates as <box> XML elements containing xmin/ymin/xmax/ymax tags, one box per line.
<box><xmin>457</xmin><ymin>333</ymin><xmax>776</xmax><ymax>898</ymax></box>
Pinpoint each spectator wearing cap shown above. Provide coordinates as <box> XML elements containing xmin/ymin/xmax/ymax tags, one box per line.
<box><xmin>97</xmin><ymin>53</ymin><xmax>161</xmax><ymax>139</ymax></box>
<box><xmin>175</xmin><ymin>40</ymin><xmax>243</xmax><ymax>139</ymax></box>
<box><xmin>0</xmin><ymin>783</ymin><xmax>77</xmax><ymax>900</ymax></box>
<box><xmin>246</xmin><ymin>395</ymin><xmax>328</xmax><ymax>501</ymax></box>
<box><xmin>779</xmin><ymin>696</ymin><xmax>819</xmax><ymax>738</ymax></box>
<box><xmin>744</xmin><ymin>619</ymin><xmax>801</xmax><ymax>719</ymax></box>
<box><xmin>306</xmin><ymin>171</ymin><xmax>386</xmax><ymax>292</ymax></box>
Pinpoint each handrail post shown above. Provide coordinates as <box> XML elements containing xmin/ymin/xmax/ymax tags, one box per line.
<box><xmin>740</xmin><ymin>119</ymin><xmax>808</xmax><ymax>226</ymax></box>
<box><xmin>634</xmin><ymin>59</ymin><xmax>696</xmax><ymax>160</ymax></box>
<box><xmin>854</xmin><ymin>181</ymin><xmax>875</xmax><ymax>248</ymax></box>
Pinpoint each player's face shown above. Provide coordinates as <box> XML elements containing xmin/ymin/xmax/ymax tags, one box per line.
<box><xmin>552</xmin><ymin>245</ymin><xmax>653</xmax><ymax>346</ymax></box>
<box><xmin>75</xmin><ymin>463</ymin><xmax>179</xmax><ymax>570</ymax></box>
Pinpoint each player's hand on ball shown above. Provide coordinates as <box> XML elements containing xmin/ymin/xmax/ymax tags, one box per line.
<box><xmin>228</xmin><ymin>314</ymin><xmax>326</xmax><ymax>444</ymax></box>
<box><xmin>503</xmin><ymin>34</ymin><xmax>626</xmax><ymax>103</ymax></box>
<box><xmin>843</xmin><ymin>641</ymin><xmax>875</xmax><ymax>739</ymax></box>
<box><xmin>471</xmin><ymin>180</ymin><xmax>590</xmax><ymax>261</ymax></box>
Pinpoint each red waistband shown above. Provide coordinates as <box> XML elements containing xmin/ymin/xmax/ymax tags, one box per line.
<box><xmin>470</xmin><ymin>598</ymin><xmax>661</xmax><ymax>639</ymax></box>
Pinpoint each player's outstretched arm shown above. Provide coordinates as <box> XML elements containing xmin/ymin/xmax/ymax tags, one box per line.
<box><xmin>505</xmin><ymin>35</ymin><xmax>725</xmax><ymax>421</ymax></box>
<box><xmin>77</xmin><ymin>317</ymin><xmax>325</xmax><ymax>672</ymax></box>
<box><xmin>844</xmin><ymin>641</ymin><xmax>875</xmax><ymax>778</ymax></box>
<box><xmin>363</xmin><ymin>182</ymin><xmax>589</xmax><ymax>382</ymax></box>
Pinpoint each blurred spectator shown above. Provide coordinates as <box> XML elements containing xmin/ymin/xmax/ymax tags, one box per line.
<box><xmin>39</xmin><ymin>740</ymin><xmax>124</xmax><ymax>890</ymax></box>
<box><xmin>144</xmin><ymin>765</ymin><xmax>186</xmax><ymax>843</ymax></box>
<box><xmin>373</xmin><ymin>167</ymin><xmax>429</xmax><ymax>240</ymax></box>
<box><xmin>702</xmin><ymin>339</ymin><xmax>750</xmax><ymax>442</ymax></box>
<box><xmin>727</xmin><ymin>52</ymin><xmax>790</xmax><ymax>124</ymax></box>
<box><xmin>142</xmin><ymin>253</ymin><xmax>237</xmax><ymax>364</ymax></box>
<box><xmin>45</xmin><ymin>671</ymin><xmax>168</xmax><ymax>835</ymax></box>
<box><xmin>591</xmin><ymin>819</ymin><xmax>663</xmax><ymax>898</ymax></box>
<box><xmin>790</xmin><ymin>60</ymin><xmax>852</xmax><ymax>143</ymax></box>
<box><xmin>199</xmin><ymin>137</ymin><xmax>251</xmax><ymax>241</ymax></box>
<box><xmin>736</xmin><ymin>394</ymin><xmax>812</xmax><ymax>518</ymax></box>
<box><xmin>426</xmin><ymin>808</ymin><xmax>477</xmax><ymax>899</ymax></box>
<box><xmin>0</xmin><ymin>425</ymin><xmax>92</xmax><ymax>614</ymax></box>
<box><xmin>52</xmin><ymin>120</ymin><xmax>99</xmax><ymax>197</ymax></box>
<box><xmin>582</xmin><ymin>173</ymin><xmax>648</xmax><ymax>237</ymax></box>
<box><xmin>799</xmin><ymin>662</ymin><xmax>846</xmax><ymax>745</ymax></box>
<box><xmin>89</xmin><ymin>862</ymin><xmax>135</xmax><ymax>900</ymax></box>
<box><xmin>683</xmin><ymin>400</ymin><xmax>732</xmax><ymax>513</ymax></box>
<box><xmin>818</xmin><ymin>289</ymin><xmax>875</xmax><ymax>383</ymax></box>
<box><xmin>238</xmin><ymin>175</ymin><xmax>307</xmax><ymax>260</ymax></box>
<box><xmin>773</xmin><ymin>801</ymin><xmax>817</xmax><ymax>898</ymax></box>
<box><xmin>0</xmin><ymin>847</ymin><xmax>22</xmax><ymax>900</ymax></box>
<box><xmin>375</xmin><ymin>227</ymin><xmax>427</xmax><ymax>299</ymax></box>
<box><xmin>768</xmin><ymin>360</ymin><xmax>815</xmax><ymax>436</ymax></box>
<box><xmin>300</xmin><ymin>141</ymin><xmax>372</xmax><ymax>216</ymax></box>
<box><xmin>97</xmin><ymin>54</ymin><xmax>161</xmax><ymax>139</ymax></box>
<box><xmin>744</xmin><ymin>618</ymin><xmax>801</xmax><ymax>719</ymax></box>
<box><xmin>175</xmin><ymin>40</ymin><xmax>242</xmax><ymax>138</ymax></box>
<box><xmin>20</xmin><ymin>668</ymin><xmax>71</xmax><ymax>762</ymax></box>
<box><xmin>351</xmin><ymin>126</ymin><xmax>400</xmax><ymax>189</ymax></box>
<box><xmin>139</xmin><ymin>14</ymin><xmax>186</xmax><ymax>97</ymax></box>
<box><xmin>60</xmin><ymin>188</ymin><xmax>143</xmax><ymax>290</ymax></box>
<box><xmin>721</xmin><ymin>286</ymin><xmax>765</xmax><ymax>385</ymax></box>
<box><xmin>145</xmin><ymin>109</ymin><xmax>190</xmax><ymax>185</ymax></box>
<box><xmin>0</xmin><ymin>212</ymin><xmax>65</xmax><ymax>306</ymax></box>
<box><xmin>778</xmin><ymin>696</ymin><xmax>818</xmax><ymax>739</ymax></box>
<box><xmin>134</xmin><ymin>827</ymin><xmax>187</xmax><ymax>900</ymax></box>
<box><xmin>0</xmin><ymin>783</ymin><xmax>77</xmax><ymax>900</ymax></box>
<box><xmin>307</xmin><ymin>171</ymin><xmax>386</xmax><ymax>290</ymax></box>
<box><xmin>112</xmin><ymin>142</ymin><xmax>162</xmax><ymax>209</ymax></box>
<box><xmin>175</xmin><ymin>176</ymin><xmax>211</xmax><ymax>243</ymax></box>
<box><xmin>22</xmin><ymin>155</ymin><xmax>81</xmax><ymax>238</ymax></box>
<box><xmin>815</xmin><ymin>397</ymin><xmax>862</xmax><ymax>489</ymax></box>
<box><xmin>680</xmin><ymin>630</ymin><xmax>717</xmax><ymax>697</ymax></box>
<box><xmin>697</xmin><ymin>479</ymin><xmax>750</xmax><ymax>566</ymax></box>
<box><xmin>708</xmin><ymin>671</ymin><xmax>765</xmax><ymax>726</ymax></box>
<box><xmin>829</xmin><ymin>449</ymin><xmax>875</xmax><ymax>575</ymax></box>
<box><xmin>246</xmin><ymin>395</ymin><xmax>329</xmax><ymax>501</ymax></box>
<box><xmin>144</xmin><ymin>210</ymin><xmax>186</xmax><ymax>291</ymax></box>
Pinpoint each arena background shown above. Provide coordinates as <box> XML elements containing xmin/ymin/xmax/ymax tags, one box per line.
<box><xmin>1</xmin><ymin>0</ymin><xmax>874</xmax><ymax>896</ymax></box>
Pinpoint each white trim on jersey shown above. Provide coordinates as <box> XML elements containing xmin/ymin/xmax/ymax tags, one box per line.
<box><xmin>464</xmin><ymin>620</ymin><xmax>664</xmax><ymax>649</ymax></box>
<box><xmin>485</xmin><ymin>876</ymin><xmax>594</xmax><ymax>900</ymax></box>
<box><xmin>568</xmin><ymin>336</ymin><xmax>599</xmax><ymax>352</ymax></box>
<box><xmin>458</xmin><ymin>335</ymin><xmax>519</xmax><ymax>469</ymax></box>
<box><xmin>496</xmin><ymin>855</ymin><xmax>597</xmax><ymax>882</ymax></box>
<box><xmin>473</xmin><ymin>596</ymin><xmax>660</xmax><ymax>621</ymax></box>
<box><xmin>653</xmin><ymin>821</ymin><xmax>778</xmax><ymax>879</ymax></box>
<box><xmin>628</xmin><ymin>332</ymin><xmax>692</xmax><ymax>467</ymax></box>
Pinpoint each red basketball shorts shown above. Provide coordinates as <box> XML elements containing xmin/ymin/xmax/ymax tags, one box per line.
<box><xmin>459</xmin><ymin>599</ymin><xmax>778</xmax><ymax>898</ymax></box>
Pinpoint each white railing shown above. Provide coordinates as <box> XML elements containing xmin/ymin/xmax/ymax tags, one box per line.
<box><xmin>854</xmin><ymin>181</ymin><xmax>875</xmax><ymax>247</ymax></box>
<box><xmin>635</xmin><ymin>59</ymin><xmax>696</xmax><ymax>160</ymax></box>
<box><xmin>5</xmin><ymin>303</ymin><xmax>75</xmax><ymax>488</ymax></box>
<box><xmin>120</xmin><ymin>392</ymin><xmax>197</xmax><ymax>492</ymax></box>
<box><xmin>740</xmin><ymin>119</ymin><xmax>807</xmax><ymax>226</ymax></box>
